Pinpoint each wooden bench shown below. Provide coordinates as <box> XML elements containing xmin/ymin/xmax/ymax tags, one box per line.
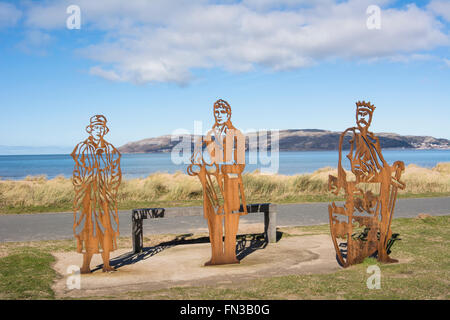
<box><xmin>131</xmin><ymin>203</ymin><xmax>277</xmax><ymax>254</ymax></box>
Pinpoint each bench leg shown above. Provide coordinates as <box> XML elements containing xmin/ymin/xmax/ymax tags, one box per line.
<box><xmin>132</xmin><ymin>217</ymin><xmax>143</xmax><ymax>254</ymax></box>
<box><xmin>264</xmin><ymin>210</ymin><xmax>277</xmax><ymax>243</ymax></box>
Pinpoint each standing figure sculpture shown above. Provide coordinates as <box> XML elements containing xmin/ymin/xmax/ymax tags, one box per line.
<box><xmin>188</xmin><ymin>99</ymin><xmax>248</xmax><ymax>265</ymax></box>
<box><xmin>71</xmin><ymin>115</ymin><xmax>122</xmax><ymax>273</ymax></box>
<box><xmin>328</xmin><ymin>101</ymin><xmax>406</xmax><ymax>267</ymax></box>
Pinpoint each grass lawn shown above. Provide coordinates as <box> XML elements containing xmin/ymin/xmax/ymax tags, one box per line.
<box><xmin>0</xmin><ymin>248</ymin><xmax>57</xmax><ymax>299</ymax></box>
<box><xmin>0</xmin><ymin>215</ymin><xmax>448</xmax><ymax>300</ymax></box>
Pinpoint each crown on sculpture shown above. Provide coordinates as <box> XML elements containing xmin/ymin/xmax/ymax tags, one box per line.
<box><xmin>356</xmin><ymin>100</ymin><xmax>376</xmax><ymax>112</ymax></box>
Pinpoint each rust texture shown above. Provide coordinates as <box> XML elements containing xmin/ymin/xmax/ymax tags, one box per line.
<box><xmin>328</xmin><ymin>101</ymin><xmax>406</xmax><ymax>267</ymax></box>
<box><xmin>188</xmin><ymin>99</ymin><xmax>248</xmax><ymax>265</ymax></box>
<box><xmin>71</xmin><ymin>115</ymin><xmax>122</xmax><ymax>273</ymax></box>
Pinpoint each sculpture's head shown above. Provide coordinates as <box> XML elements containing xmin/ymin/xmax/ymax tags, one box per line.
<box><xmin>86</xmin><ymin>115</ymin><xmax>109</xmax><ymax>140</ymax></box>
<box><xmin>356</xmin><ymin>101</ymin><xmax>375</xmax><ymax>130</ymax></box>
<box><xmin>213</xmin><ymin>99</ymin><xmax>231</xmax><ymax>127</ymax></box>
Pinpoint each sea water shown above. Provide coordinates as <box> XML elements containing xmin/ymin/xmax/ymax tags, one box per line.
<box><xmin>0</xmin><ymin>150</ymin><xmax>449</xmax><ymax>180</ymax></box>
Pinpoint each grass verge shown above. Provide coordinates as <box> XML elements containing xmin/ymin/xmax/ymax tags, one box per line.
<box><xmin>0</xmin><ymin>215</ymin><xmax>448</xmax><ymax>299</ymax></box>
<box><xmin>110</xmin><ymin>215</ymin><xmax>450</xmax><ymax>300</ymax></box>
<box><xmin>0</xmin><ymin>247</ymin><xmax>57</xmax><ymax>299</ymax></box>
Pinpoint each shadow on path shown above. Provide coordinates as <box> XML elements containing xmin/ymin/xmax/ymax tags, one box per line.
<box><xmin>92</xmin><ymin>231</ymin><xmax>284</xmax><ymax>272</ymax></box>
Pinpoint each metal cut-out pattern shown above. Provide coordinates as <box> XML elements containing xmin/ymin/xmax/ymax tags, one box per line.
<box><xmin>328</xmin><ymin>101</ymin><xmax>406</xmax><ymax>267</ymax></box>
<box><xmin>72</xmin><ymin>115</ymin><xmax>122</xmax><ymax>273</ymax></box>
<box><xmin>188</xmin><ymin>99</ymin><xmax>248</xmax><ymax>265</ymax></box>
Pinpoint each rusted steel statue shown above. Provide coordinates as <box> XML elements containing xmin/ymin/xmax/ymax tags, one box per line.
<box><xmin>187</xmin><ymin>99</ymin><xmax>248</xmax><ymax>265</ymax></box>
<box><xmin>328</xmin><ymin>101</ymin><xmax>406</xmax><ymax>267</ymax></box>
<box><xmin>71</xmin><ymin>115</ymin><xmax>122</xmax><ymax>273</ymax></box>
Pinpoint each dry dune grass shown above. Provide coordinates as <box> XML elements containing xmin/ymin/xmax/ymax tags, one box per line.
<box><xmin>0</xmin><ymin>175</ymin><xmax>73</xmax><ymax>209</ymax></box>
<box><xmin>0</xmin><ymin>163</ymin><xmax>449</xmax><ymax>213</ymax></box>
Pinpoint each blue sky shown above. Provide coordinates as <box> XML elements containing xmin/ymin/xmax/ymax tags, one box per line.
<box><xmin>0</xmin><ymin>0</ymin><xmax>449</xmax><ymax>152</ymax></box>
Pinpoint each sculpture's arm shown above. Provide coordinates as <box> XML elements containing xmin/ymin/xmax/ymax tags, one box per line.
<box><xmin>329</xmin><ymin>129</ymin><xmax>353</xmax><ymax>195</ymax></box>
<box><xmin>71</xmin><ymin>142</ymin><xmax>96</xmax><ymax>236</ymax></box>
<box><xmin>187</xmin><ymin>136</ymin><xmax>208</xmax><ymax>176</ymax></box>
<box><xmin>108</xmin><ymin>145</ymin><xmax>122</xmax><ymax>191</ymax></box>
<box><xmin>367</xmin><ymin>133</ymin><xmax>405</xmax><ymax>189</ymax></box>
<box><xmin>368</xmin><ymin>133</ymin><xmax>389</xmax><ymax>170</ymax></box>
<box><xmin>99</xmin><ymin>144</ymin><xmax>121</xmax><ymax>230</ymax></box>
<box><xmin>391</xmin><ymin>160</ymin><xmax>406</xmax><ymax>190</ymax></box>
<box><xmin>234</xmin><ymin>129</ymin><xmax>245</xmax><ymax>172</ymax></box>
<box><xmin>98</xmin><ymin>144</ymin><xmax>122</xmax><ymax>214</ymax></box>
<box><xmin>222</xmin><ymin>128</ymin><xmax>245</xmax><ymax>174</ymax></box>
<box><xmin>71</xmin><ymin>143</ymin><xmax>91</xmax><ymax>212</ymax></box>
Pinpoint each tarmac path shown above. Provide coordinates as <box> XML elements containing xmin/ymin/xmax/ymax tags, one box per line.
<box><xmin>0</xmin><ymin>197</ymin><xmax>449</xmax><ymax>242</ymax></box>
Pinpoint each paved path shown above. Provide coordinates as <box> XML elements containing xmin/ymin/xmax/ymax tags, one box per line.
<box><xmin>0</xmin><ymin>197</ymin><xmax>449</xmax><ymax>242</ymax></box>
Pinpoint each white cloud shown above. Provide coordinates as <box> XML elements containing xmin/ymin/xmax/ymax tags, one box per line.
<box><xmin>24</xmin><ymin>0</ymin><xmax>202</xmax><ymax>30</ymax></box>
<box><xmin>444</xmin><ymin>58</ymin><xmax>450</xmax><ymax>67</ymax></box>
<box><xmin>89</xmin><ymin>66</ymin><xmax>122</xmax><ymax>82</ymax></box>
<box><xmin>241</xmin><ymin>0</ymin><xmax>334</xmax><ymax>11</ymax></box>
<box><xmin>25</xmin><ymin>3</ymin><xmax>67</xmax><ymax>29</ymax></box>
<box><xmin>16</xmin><ymin>30</ymin><xmax>52</xmax><ymax>55</ymax></box>
<box><xmin>428</xmin><ymin>0</ymin><xmax>450</xmax><ymax>22</ymax></box>
<box><xmin>0</xmin><ymin>2</ymin><xmax>22</xmax><ymax>28</ymax></box>
<box><xmin>19</xmin><ymin>0</ymin><xmax>450</xmax><ymax>84</ymax></box>
<box><xmin>387</xmin><ymin>53</ymin><xmax>436</xmax><ymax>63</ymax></box>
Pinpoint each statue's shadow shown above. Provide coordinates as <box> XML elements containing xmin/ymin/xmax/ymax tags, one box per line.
<box><xmin>336</xmin><ymin>231</ymin><xmax>401</xmax><ymax>267</ymax></box>
<box><xmin>92</xmin><ymin>231</ymin><xmax>283</xmax><ymax>272</ymax></box>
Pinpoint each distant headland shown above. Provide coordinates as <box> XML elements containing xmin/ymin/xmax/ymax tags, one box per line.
<box><xmin>118</xmin><ymin>129</ymin><xmax>450</xmax><ymax>153</ymax></box>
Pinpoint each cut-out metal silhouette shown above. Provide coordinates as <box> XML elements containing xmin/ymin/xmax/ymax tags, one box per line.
<box><xmin>187</xmin><ymin>99</ymin><xmax>248</xmax><ymax>265</ymax></box>
<box><xmin>71</xmin><ymin>115</ymin><xmax>122</xmax><ymax>273</ymax></box>
<box><xmin>328</xmin><ymin>101</ymin><xmax>406</xmax><ymax>267</ymax></box>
